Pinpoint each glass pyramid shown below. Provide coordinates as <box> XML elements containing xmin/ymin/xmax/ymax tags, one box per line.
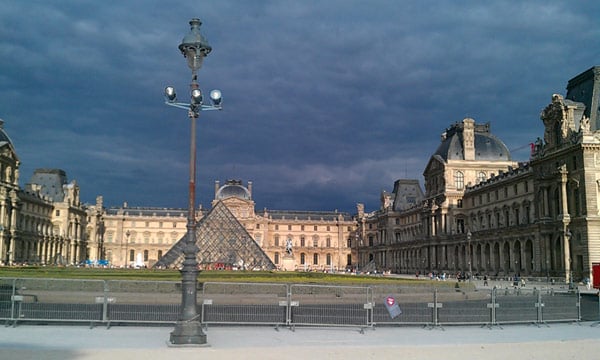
<box><xmin>153</xmin><ymin>201</ymin><xmax>275</xmax><ymax>270</ymax></box>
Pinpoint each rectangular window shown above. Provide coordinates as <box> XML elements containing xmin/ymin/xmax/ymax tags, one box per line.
<box><xmin>288</xmin><ymin>225</ymin><xmax>292</xmax><ymax>231</ymax></box>
<box><xmin>314</xmin><ymin>225</ymin><xmax>318</xmax><ymax>231</ymax></box>
<box><xmin>454</xmin><ymin>171</ymin><xmax>464</xmax><ymax>190</ymax></box>
<box><xmin>456</xmin><ymin>219</ymin><xmax>465</xmax><ymax>233</ymax></box>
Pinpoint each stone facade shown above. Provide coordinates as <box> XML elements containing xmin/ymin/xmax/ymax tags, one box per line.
<box><xmin>0</xmin><ymin>121</ymin><xmax>89</xmax><ymax>266</ymax></box>
<box><xmin>356</xmin><ymin>66</ymin><xmax>600</xmax><ymax>283</ymax></box>
<box><xmin>99</xmin><ymin>180</ymin><xmax>356</xmax><ymax>270</ymax></box>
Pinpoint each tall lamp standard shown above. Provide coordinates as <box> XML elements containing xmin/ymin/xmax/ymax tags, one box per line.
<box><xmin>467</xmin><ymin>231</ymin><xmax>472</xmax><ymax>281</ymax></box>
<box><xmin>164</xmin><ymin>18</ymin><xmax>222</xmax><ymax>346</ymax></box>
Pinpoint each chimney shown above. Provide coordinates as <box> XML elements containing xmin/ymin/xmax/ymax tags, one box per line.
<box><xmin>214</xmin><ymin>180</ymin><xmax>220</xmax><ymax>197</ymax></box>
<box><xmin>247</xmin><ymin>181</ymin><xmax>253</xmax><ymax>198</ymax></box>
<box><xmin>463</xmin><ymin>118</ymin><xmax>475</xmax><ymax>161</ymax></box>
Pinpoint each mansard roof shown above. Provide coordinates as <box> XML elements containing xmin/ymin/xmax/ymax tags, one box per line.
<box><xmin>265</xmin><ymin>209</ymin><xmax>353</xmax><ymax>222</ymax></box>
<box><xmin>434</xmin><ymin>121</ymin><xmax>511</xmax><ymax>162</ymax></box>
<box><xmin>105</xmin><ymin>206</ymin><xmax>189</xmax><ymax>217</ymax></box>
<box><xmin>215</xmin><ymin>179</ymin><xmax>251</xmax><ymax>200</ymax></box>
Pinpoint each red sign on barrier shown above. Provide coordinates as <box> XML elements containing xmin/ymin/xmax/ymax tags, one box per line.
<box><xmin>592</xmin><ymin>263</ymin><xmax>600</xmax><ymax>289</ymax></box>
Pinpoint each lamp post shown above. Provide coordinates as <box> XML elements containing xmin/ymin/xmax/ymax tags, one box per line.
<box><xmin>164</xmin><ymin>18</ymin><xmax>222</xmax><ymax>346</ymax></box>
<box><xmin>124</xmin><ymin>230</ymin><xmax>130</xmax><ymax>268</ymax></box>
<box><xmin>467</xmin><ymin>231</ymin><xmax>472</xmax><ymax>281</ymax></box>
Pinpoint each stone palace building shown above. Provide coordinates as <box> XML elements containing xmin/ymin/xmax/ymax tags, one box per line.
<box><xmin>97</xmin><ymin>179</ymin><xmax>355</xmax><ymax>271</ymax></box>
<box><xmin>1</xmin><ymin>66</ymin><xmax>600</xmax><ymax>285</ymax></box>
<box><xmin>356</xmin><ymin>66</ymin><xmax>600</xmax><ymax>283</ymax></box>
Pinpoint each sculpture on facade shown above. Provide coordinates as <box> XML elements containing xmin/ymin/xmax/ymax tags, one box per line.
<box><xmin>580</xmin><ymin>115</ymin><xmax>591</xmax><ymax>134</ymax></box>
<box><xmin>285</xmin><ymin>238</ymin><xmax>293</xmax><ymax>256</ymax></box>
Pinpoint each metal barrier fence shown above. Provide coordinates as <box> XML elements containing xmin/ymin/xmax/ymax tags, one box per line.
<box><xmin>0</xmin><ymin>278</ymin><xmax>584</xmax><ymax>328</ymax></box>
<box><xmin>201</xmin><ymin>282</ymin><xmax>288</xmax><ymax>326</ymax></box>
<box><xmin>289</xmin><ymin>284</ymin><xmax>373</xmax><ymax>328</ymax></box>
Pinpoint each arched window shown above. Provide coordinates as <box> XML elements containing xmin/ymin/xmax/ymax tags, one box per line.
<box><xmin>454</xmin><ymin>171</ymin><xmax>464</xmax><ymax>190</ymax></box>
<box><xmin>300</xmin><ymin>253</ymin><xmax>306</xmax><ymax>265</ymax></box>
<box><xmin>143</xmin><ymin>250</ymin><xmax>149</xmax><ymax>261</ymax></box>
<box><xmin>274</xmin><ymin>252</ymin><xmax>280</xmax><ymax>264</ymax></box>
<box><xmin>313</xmin><ymin>253</ymin><xmax>319</xmax><ymax>265</ymax></box>
<box><xmin>477</xmin><ymin>171</ymin><xmax>486</xmax><ymax>183</ymax></box>
<box><xmin>274</xmin><ymin>235</ymin><xmax>279</xmax><ymax>247</ymax></box>
<box><xmin>326</xmin><ymin>253</ymin><xmax>332</xmax><ymax>266</ymax></box>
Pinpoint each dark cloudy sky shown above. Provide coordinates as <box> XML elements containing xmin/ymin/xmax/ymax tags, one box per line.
<box><xmin>0</xmin><ymin>1</ymin><xmax>598</xmax><ymax>213</ymax></box>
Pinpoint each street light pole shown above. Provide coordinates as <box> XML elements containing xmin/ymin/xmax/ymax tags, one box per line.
<box><xmin>467</xmin><ymin>231</ymin><xmax>472</xmax><ymax>281</ymax></box>
<box><xmin>164</xmin><ymin>18</ymin><xmax>222</xmax><ymax>346</ymax></box>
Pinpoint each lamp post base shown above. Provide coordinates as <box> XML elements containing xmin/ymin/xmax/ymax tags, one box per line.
<box><xmin>169</xmin><ymin>320</ymin><xmax>207</xmax><ymax>346</ymax></box>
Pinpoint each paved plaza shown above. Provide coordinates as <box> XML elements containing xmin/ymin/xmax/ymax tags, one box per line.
<box><xmin>1</xmin><ymin>322</ymin><xmax>600</xmax><ymax>360</ymax></box>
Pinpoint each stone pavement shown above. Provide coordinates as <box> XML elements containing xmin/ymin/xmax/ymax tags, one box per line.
<box><xmin>2</xmin><ymin>322</ymin><xmax>600</xmax><ymax>360</ymax></box>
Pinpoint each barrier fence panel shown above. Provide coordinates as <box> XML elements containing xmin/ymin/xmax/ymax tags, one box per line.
<box><xmin>540</xmin><ymin>289</ymin><xmax>580</xmax><ymax>323</ymax></box>
<box><xmin>579</xmin><ymin>293</ymin><xmax>599</xmax><ymax>321</ymax></box>
<box><xmin>436</xmin><ymin>288</ymin><xmax>492</xmax><ymax>325</ymax></box>
<box><xmin>372</xmin><ymin>287</ymin><xmax>434</xmax><ymax>326</ymax></box>
<box><xmin>105</xmin><ymin>280</ymin><xmax>181</xmax><ymax>325</ymax></box>
<box><xmin>0</xmin><ymin>278</ymin><xmax>15</xmax><ymax>321</ymax></box>
<box><xmin>494</xmin><ymin>287</ymin><xmax>542</xmax><ymax>325</ymax></box>
<box><xmin>11</xmin><ymin>278</ymin><xmax>105</xmax><ymax>325</ymax></box>
<box><xmin>201</xmin><ymin>282</ymin><xmax>288</xmax><ymax>326</ymax></box>
<box><xmin>289</xmin><ymin>284</ymin><xmax>372</xmax><ymax>328</ymax></box>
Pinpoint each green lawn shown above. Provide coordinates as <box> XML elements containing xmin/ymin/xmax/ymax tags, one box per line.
<box><xmin>0</xmin><ymin>266</ymin><xmax>460</xmax><ymax>288</ymax></box>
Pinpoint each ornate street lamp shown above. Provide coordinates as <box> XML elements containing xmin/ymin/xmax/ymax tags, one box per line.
<box><xmin>164</xmin><ymin>18</ymin><xmax>222</xmax><ymax>346</ymax></box>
